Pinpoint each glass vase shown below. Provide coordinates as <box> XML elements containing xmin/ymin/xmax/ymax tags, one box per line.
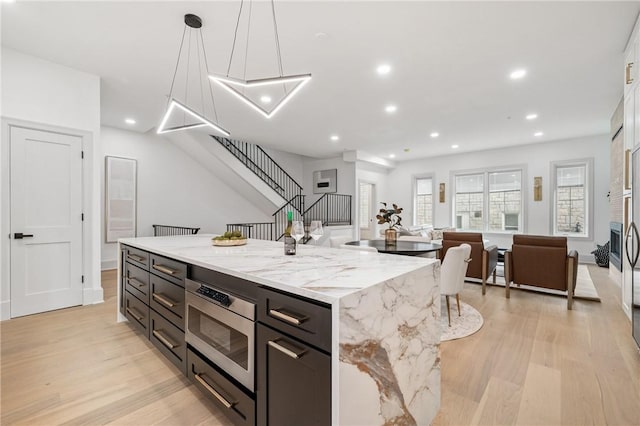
<box><xmin>384</xmin><ymin>228</ymin><xmax>397</xmax><ymax>245</ymax></box>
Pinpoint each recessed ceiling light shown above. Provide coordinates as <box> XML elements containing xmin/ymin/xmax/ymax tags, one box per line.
<box><xmin>125</xmin><ymin>118</ymin><xmax>136</xmax><ymax>125</ymax></box>
<box><xmin>260</xmin><ymin>95</ymin><xmax>272</xmax><ymax>104</ymax></box>
<box><xmin>315</xmin><ymin>32</ymin><xmax>328</xmax><ymax>40</ymax></box>
<box><xmin>330</xmin><ymin>135</ymin><xmax>339</xmax><ymax>142</ymax></box>
<box><xmin>385</xmin><ymin>104</ymin><xmax>397</xmax><ymax>113</ymax></box>
<box><xmin>376</xmin><ymin>64</ymin><xmax>391</xmax><ymax>75</ymax></box>
<box><xmin>526</xmin><ymin>113</ymin><xmax>538</xmax><ymax>120</ymax></box>
<box><xmin>389</xmin><ymin>154</ymin><xmax>396</xmax><ymax>159</ymax></box>
<box><xmin>451</xmin><ymin>144</ymin><xmax>459</xmax><ymax>149</ymax></box>
<box><xmin>510</xmin><ymin>69</ymin><xmax>527</xmax><ymax>80</ymax></box>
<box><xmin>534</xmin><ymin>131</ymin><xmax>544</xmax><ymax>137</ymax></box>
<box><xmin>430</xmin><ymin>132</ymin><xmax>439</xmax><ymax>138</ymax></box>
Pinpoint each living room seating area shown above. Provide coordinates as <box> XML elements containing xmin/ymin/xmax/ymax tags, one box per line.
<box><xmin>505</xmin><ymin>235</ymin><xmax>579</xmax><ymax>310</ymax></box>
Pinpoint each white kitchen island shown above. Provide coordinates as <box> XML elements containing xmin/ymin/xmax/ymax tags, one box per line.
<box><xmin>117</xmin><ymin>235</ymin><xmax>441</xmax><ymax>425</ymax></box>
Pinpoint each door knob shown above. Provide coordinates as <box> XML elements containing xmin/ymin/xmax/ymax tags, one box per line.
<box><xmin>14</xmin><ymin>233</ymin><xmax>34</xmax><ymax>239</ymax></box>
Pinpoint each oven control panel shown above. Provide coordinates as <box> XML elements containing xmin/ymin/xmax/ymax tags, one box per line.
<box><xmin>196</xmin><ymin>285</ymin><xmax>231</xmax><ymax>307</ymax></box>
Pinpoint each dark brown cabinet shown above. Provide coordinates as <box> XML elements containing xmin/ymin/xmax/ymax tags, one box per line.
<box><xmin>122</xmin><ymin>244</ymin><xmax>187</xmax><ymax>375</ymax></box>
<box><xmin>256</xmin><ymin>323</ymin><xmax>331</xmax><ymax>426</ymax></box>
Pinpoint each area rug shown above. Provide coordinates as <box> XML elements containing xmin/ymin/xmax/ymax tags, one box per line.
<box><xmin>479</xmin><ymin>264</ymin><xmax>601</xmax><ymax>302</ymax></box>
<box><xmin>441</xmin><ymin>299</ymin><xmax>484</xmax><ymax>342</ymax></box>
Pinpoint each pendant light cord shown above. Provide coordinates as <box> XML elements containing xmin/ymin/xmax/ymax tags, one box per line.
<box><xmin>166</xmin><ymin>25</ymin><xmax>187</xmax><ymax>106</ymax></box>
<box><xmin>227</xmin><ymin>0</ymin><xmax>245</xmax><ymax>76</ymax></box>
<box><xmin>270</xmin><ymin>0</ymin><xmax>284</xmax><ymax>77</ymax></box>
<box><xmin>200</xmin><ymin>29</ymin><xmax>220</xmax><ymax>123</ymax></box>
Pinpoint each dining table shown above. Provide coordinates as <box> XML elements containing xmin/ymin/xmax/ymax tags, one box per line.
<box><xmin>345</xmin><ymin>239</ymin><xmax>443</xmax><ymax>257</ymax></box>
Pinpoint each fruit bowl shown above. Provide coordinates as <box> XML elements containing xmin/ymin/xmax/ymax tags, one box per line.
<box><xmin>212</xmin><ymin>238</ymin><xmax>247</xmax><ymax>247</ymax></box>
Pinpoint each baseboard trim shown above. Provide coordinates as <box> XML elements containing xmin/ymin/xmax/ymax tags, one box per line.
<box><xmin>84</xmin><ymin>287</ymin><xmax>104</xmax><ymax>305</ymax></box>
<box><xmin>0</xmin><ymin>300</ymin><xmax>9</xmax><ymax>321</ymax></box>
<box><xmin>101</xmin><ymin>259</ymin><xmax>117</xmax><ymax>271</ymax></box>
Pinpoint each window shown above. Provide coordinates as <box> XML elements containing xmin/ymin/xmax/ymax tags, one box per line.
<box><xmin>454</xmin><ymin>174</ymin><xmax>484</xmax><ymax>231</ymax></box>
<box><xmin>414</xmin><ymin>177</ymin><xmax>433</xmax><ymax>225</ymax></box>
<box><xmin>453</xmin><ymin>168</ymin><xmax>524</xmax><ymax>233</ymax></box>
<box><xmin>488</xmin><ymin>171</ymin><xmax>522</xmax><ymax>232</ymax></box>
<box><xmin>552</xmin><ymin>161</ymin><xmax>590</xmax><ymax>237</ymax></box>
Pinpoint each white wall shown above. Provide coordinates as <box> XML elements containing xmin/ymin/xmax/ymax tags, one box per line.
<box><xmin>381</xmin><ymin>135</ymin><xmax>610</xmax><ymax>260</ymax></box>
<box><xmin>301</xmin><ymin>156</ymin><xmax>356</xmax><ymax>236</ymax></box>
<box><xmin>1</xmin><ymin>47</ymin><xmax>102</xmax><ymax>318</ymax></box>
<box><xmin>261</xmin><ymin>146</ymin><xmax>305</xmax><ymax>188</ymax></box>
<box><xmin>100</xmin><ymin>126</ymin><xmax>273</xmax><ymax>268</ymax></box>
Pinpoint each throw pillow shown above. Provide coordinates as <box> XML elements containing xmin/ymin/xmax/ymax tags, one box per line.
<box><xmin>397</xmin><ymin>226</ymin><xmax>413</xmax><ymax>236</ymax></box>
<box><xmin>590</xmin><ymin>241</ymin><xmax>609</xmax><ymax>268</ymax></box>
<box><xmin>430</xmin><ymin>229</ymin><xmax>444</xmax><ymax>240</ymax></box>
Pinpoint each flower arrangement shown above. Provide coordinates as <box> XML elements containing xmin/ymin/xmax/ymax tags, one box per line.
<box><xmin>376</xmin><ymin>202</ymin><xmax>403</xmax><ymax>229</ymax></box>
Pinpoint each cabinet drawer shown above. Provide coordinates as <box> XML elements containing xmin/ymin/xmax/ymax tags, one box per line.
<box><xmin>257</xmin><ymin>287</ymin><xmax>331</xmax><ymax>354</ymax></box>
<box><xmin>123</xmin><ymin>245</ymin><xmax>150</xmax><ymax>270</ymax></box>
<box><xmin>125</xmin><ymin>291</ymin><xmax>149</xmax><ymax>338</ymax></box>
<box><xmin>150</xmin><ymin>274</ymin><xmax>185</xmax><ymax>330</ymax></box>
<box><xmin>187</xmin><ymin>349</ymin><xmax>255</xmax><ymax>426</ymax></box>
<box><xmin>150</xmin><ymin>309</ymin><xmax>186</xmax><ymax>375</ymax></box>
<box><xmin>150</xmin><ymin>254</ymin><xmax>186</xmax><ymax>287</ymax></box>
<box><xmin>125</xmin><ymin>262</ymin><xmax>150</xmax><ymax>304</ymax></box>
<box><xmin>257</xmin><ymin>324</ymin><xmax>331</xmax><ymax>426</ymax></box>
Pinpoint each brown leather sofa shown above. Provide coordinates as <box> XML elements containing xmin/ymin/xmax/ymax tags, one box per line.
<box><xmin>504</xmin><ymin>235</ymin><xmax>579</xmax><ymax>310</ymax></box>
<box><xmin>441</xmin><ymin>232</ymin><xmax>498</xmax><ymax>295</ymax></box>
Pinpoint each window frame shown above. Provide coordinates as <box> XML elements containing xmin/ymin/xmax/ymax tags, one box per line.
<box><xmin>412</xmin><ymin>174</ymin><xmax>435</xmax><ymax>226</ymax></box>
<box><xmin>451</xmin><ymin>165</ymin><xmax>527</xmax><ymax>234</ymax></box>
<box><xmin>550</xmin><ymin>158</ymin><xmax>593</xmax><ymax>240</ymax></box>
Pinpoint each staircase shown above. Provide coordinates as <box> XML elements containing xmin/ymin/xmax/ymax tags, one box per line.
<box><xmin>219</xmin><ymin>137</ymin><xmax>352</xmax><ymax>243</ymax></box>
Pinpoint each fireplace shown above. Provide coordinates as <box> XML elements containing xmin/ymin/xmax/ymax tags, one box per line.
<box><xmin>610</xmin><ymin>222</ymin><xmax>623</xmax><ymax>271</ymax></box>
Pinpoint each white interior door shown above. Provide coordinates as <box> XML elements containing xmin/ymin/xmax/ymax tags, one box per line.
<box><xmin>10</xmin><ymin>127</ymin><xmax>83</xmax><ymax>318</ymax></box>
<box><xmin>359</xmin><ymin>182</ymin><xmax>375</xmax><ymax>239</ymax></box>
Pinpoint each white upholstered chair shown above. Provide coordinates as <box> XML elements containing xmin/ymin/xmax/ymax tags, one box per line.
<box><xmin>339</xmin><ymin>244</ymin><xmax>378</xmax><ymax>253</ymax></box>
<box><xmin>440</xmin><ymin>243</ymin><xmax>472</xmax><ymax>326</ymax></box>
<box><xmin>330</xmin><ymin>236</ymin><xmax>352</xmax><ymax>248</ymax></box>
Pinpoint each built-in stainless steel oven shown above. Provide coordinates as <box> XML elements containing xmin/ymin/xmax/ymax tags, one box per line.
<box><xmin>185</xmin><ymin>278</ymin><xmax>255</xmax><ymax>392</ymax></box>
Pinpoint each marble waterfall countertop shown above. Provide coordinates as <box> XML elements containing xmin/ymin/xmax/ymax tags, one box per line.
<box><xmin>118</xmin><ymin>234</ymin><xmax>441</xmax><ymax>425</ymax></box>
<box><xmin>118</xmin><ymin>234</ymin><xmax>437</xmax><ymax>304</ymax></box>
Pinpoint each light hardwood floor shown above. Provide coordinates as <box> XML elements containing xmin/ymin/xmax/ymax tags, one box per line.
<box><xmin>1</xmin><ymin>266</ymin><xmax>639</xmax><ymax>425</ymax></box>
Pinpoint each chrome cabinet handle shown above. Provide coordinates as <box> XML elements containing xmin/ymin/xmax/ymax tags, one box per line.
<box><xmin>269</xmin><ymin>308</ymin><xmax>307</xmax><ymax>325</ymax></box>
<box><xmin>152</xmin><ymin>293</ymin><xmax>177</xmax><ymax>308</ymax></box>
<box><xmin>153</xmin><ymin>264</ymin><xmax>178</xmax><ymax>275</ymax></box>
<box><xmin>127</xmin><ymin>277</ymin><xmax>146</xmax><ymax>288</ymax></box>
<box><xmin>627</xmin><ymin>62</ymin><xmax>634</xmax><ymax>85</ymax></box>
<box><xmin>268</xmin><ymin>340</ymin><xmax>306</xmax><ymax>359</ymax></box>
<box><xmin>194</xmin><ymin>373</ymin><xmax>235</xmax><ymax>409</ymax></box>
<box><xmin>127</xmin><ymin>254</ymin><xmax>145</xmax><ymax>263</ymax></box>
<box><xmin>126</xmin><ymin>307</ymin><xmax>144</xmax><ymax>322</ymax></box>
<box><xmin>152</xmin><ymin>329</ymin><xmax>177</xmax><ymax>349</ymax></box>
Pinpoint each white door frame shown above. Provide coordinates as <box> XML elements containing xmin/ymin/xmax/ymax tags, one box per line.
<box><xmin>357</xmin><ymin>179</ymin><xmax>377</xmax><ymax>240</ymax></box>
<box><xmin>1</xmin><ymin>117</ymin><xmax>100</xmax><ymax>320</ymax></box>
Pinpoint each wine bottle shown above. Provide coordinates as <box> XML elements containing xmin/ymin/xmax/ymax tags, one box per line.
<box><xmin>284</xmin><ymin>211</ymin><xmax>296</xmax><ymax>255</ymax></box>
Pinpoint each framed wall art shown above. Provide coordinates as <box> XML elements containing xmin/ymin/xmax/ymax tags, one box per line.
<box><xmin>313</xmin><ymin>169</ymin><xmax>337</xmax><ymax>194</ymax></box>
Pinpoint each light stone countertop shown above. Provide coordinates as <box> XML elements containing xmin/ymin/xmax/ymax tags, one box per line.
<box><xmin>118</xmin><ymin>234</ymin><xmax>437</xmax><ymax>304</ymax></box>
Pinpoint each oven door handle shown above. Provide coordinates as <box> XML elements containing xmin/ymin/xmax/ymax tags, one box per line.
<box><xmin>194</xmin><ymin>373</ymin><xmax>235</xmax><ymax>408</ymax></box>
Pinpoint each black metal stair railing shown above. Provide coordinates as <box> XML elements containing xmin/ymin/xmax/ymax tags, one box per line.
<box><xmin>212</xmin><ymin>136</ymin><xmax>303</xmax><ymax>204</ymax></box>
<box><xmin>303</xmin><ymin>194</ymin><xmax>352</xmax><ymax>226</ymax></box>
<box><xmin>215</xmin><ymin>135</ymin><xmax>351</xmax><ymax>242</ymax></box>
<box><xmin>225</xmin><ymin>194</ymin><xmax>352</xmax><ymax>243</ymax></box>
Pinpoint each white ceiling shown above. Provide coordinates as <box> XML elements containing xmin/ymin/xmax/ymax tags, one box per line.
<box><xmin>2</xmin><ymin>1</ymin><xmax>639</xmax><ymax>161</ymax></box>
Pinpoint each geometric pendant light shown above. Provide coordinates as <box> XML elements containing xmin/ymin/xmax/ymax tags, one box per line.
<box><xmin>209</xmin><ymin>0</ymin><xmax>311</xmax><ymax>119</ymax></box>
<box><xmin>157</xmin><ymin>14</ymin><xmax>230</xmax><ymax>136</ymax></box>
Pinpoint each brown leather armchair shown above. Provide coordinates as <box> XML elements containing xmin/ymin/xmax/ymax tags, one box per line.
<box><xmin>441</xmin><ymin>232</ymin><xmax>498</xmax><ymax>295</ymax></box>
<box><xmin>504</xmin><ymin>235</ymin><xmax>579</xmax><ymax>310</ymax></box>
